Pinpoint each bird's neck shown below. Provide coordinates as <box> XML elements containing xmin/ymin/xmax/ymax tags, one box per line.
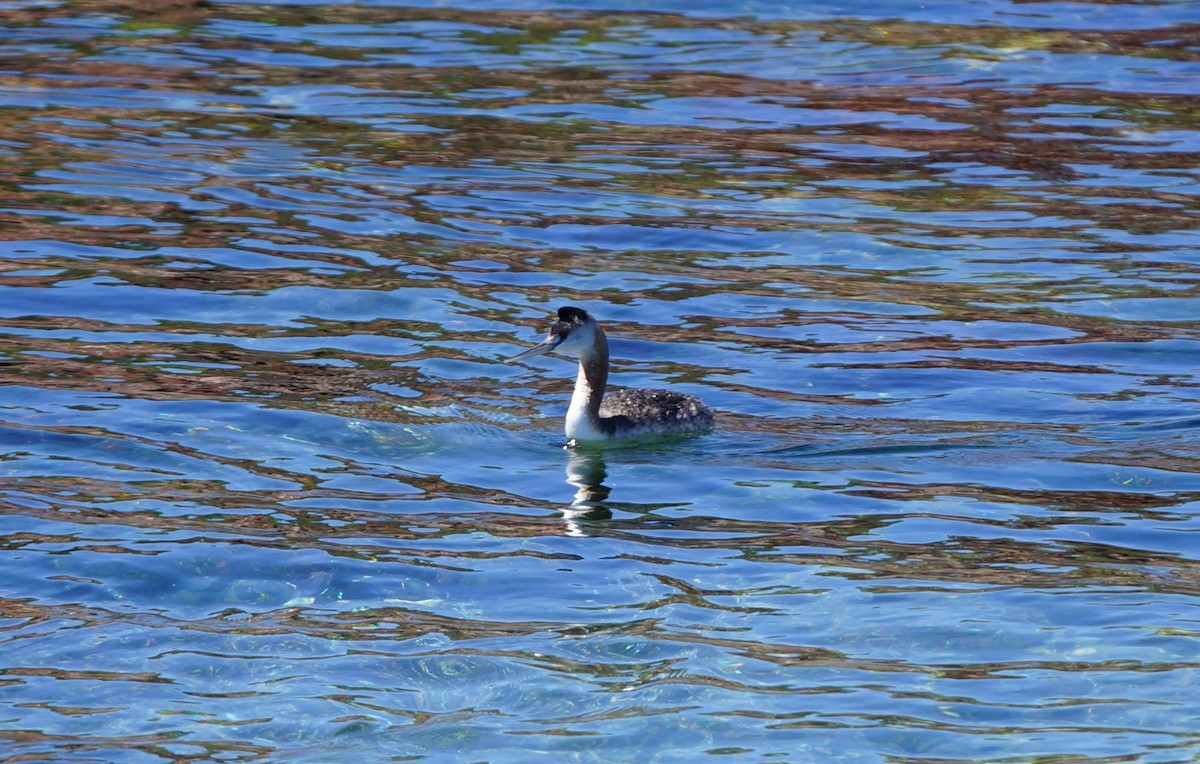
<box><xmin>565</xmin><ymin>328</ymin><xmax>609</xmax><ymax>442</ymax></box>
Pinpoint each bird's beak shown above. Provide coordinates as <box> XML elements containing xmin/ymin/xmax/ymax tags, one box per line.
<box><xmin>505</xmin><ymin>337</ymin><xmax>559</xmax><ymax>363</ymax></box>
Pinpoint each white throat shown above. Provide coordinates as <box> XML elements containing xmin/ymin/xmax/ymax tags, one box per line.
<box><xmin>565</xmin><ymin>359</ymin><xmax>607</xmax><ymax>442</ymax></box>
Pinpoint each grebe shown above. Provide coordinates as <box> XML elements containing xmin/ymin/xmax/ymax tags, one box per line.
<box><xmin>506</xmin><ymin>306</ymin><xmax>714</xmax><ymax>443</ymax></box>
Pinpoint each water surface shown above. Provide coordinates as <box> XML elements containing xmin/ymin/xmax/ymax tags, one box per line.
<box><xmin>1</xmin><ymin>0</ymin><xmax>1199</xmax><ymax>761</ymax></box>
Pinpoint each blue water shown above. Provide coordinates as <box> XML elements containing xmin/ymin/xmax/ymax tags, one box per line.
<box><xmin>2</xmin><ymin>1</ymin><xmax>1199</xmax><ymax>762</ymax></box>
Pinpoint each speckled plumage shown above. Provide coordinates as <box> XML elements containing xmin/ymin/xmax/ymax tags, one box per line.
<box><xmin>598</xmin><ymin>387</ymin><xmax>714</xmax><ymax>439</ymax></box>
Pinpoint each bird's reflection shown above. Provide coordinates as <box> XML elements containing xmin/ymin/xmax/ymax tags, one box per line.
<box><xmin>563</xmin><ymin>447</ymin><xmax>612</xmax><ymax>529</ymax></box>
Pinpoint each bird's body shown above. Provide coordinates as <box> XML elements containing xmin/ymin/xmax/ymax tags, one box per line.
<box><xmin>507</xmin><ymin>307</ymin><xmax>714</xmax><ymax>444</ymax></box>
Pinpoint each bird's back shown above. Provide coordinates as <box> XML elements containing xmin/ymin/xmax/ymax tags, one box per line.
<box><xmin>599</xmin><ymin>387</ymin><xmax>714</xmax><ymax>438</ymax></box>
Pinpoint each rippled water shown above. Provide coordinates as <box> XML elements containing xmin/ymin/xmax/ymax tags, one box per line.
<box><xmin>2</xmin><ymin>0</ymin><xmax>1199</xmax><ymax>761</ymax></box>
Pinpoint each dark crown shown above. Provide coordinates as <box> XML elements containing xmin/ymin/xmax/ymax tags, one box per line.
<box><xmin>557</xmin><ymin>306</ymin><xmax>590</xmax><ymax>323</ymax></box>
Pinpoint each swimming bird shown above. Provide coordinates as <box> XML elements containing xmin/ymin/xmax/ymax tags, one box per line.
<box><xmin>506</xmin><ymin>306</ymin><xmax>714</xmax><ymax>444</ymax></box>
